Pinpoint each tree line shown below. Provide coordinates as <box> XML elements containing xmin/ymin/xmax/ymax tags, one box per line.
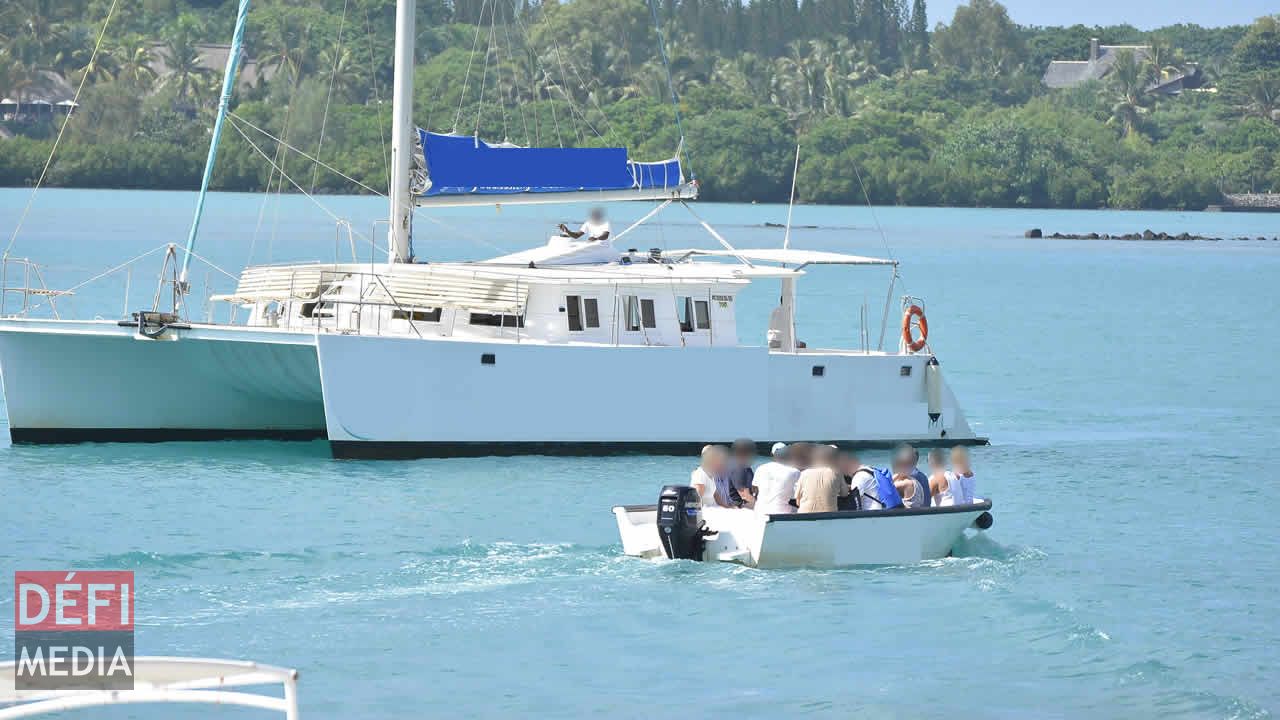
<box><xmin>0</xmin><ymin>0</ymin><xmax>1277</xmax><ymax>209</ymax></box>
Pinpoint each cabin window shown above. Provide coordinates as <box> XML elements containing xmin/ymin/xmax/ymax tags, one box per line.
<box><xmin>694</xmin><ymin>300</ymin><xmax>711</xmax><ymax>330</ymax></box>
<box><xmin>676</xmin><ymin>297</ymin><xmax>694</xmax><ymax>333</ymax></box>
<box><xmin>566</xmin><ymin>295</ymin><xmax>583</xmax><ymax>332</ymax></box>
<box><xmin>565</xmin><ymin>295</ymin><xmax>600</xmax><ymax>332</ymax></box>
<box><xmin>640</xmin><ymin>298</ymin><xmax>657</xmax><ymax>329</ymax></box>
<box><xmin>624</xmin><ymin>296</ymin><xmax>641</xmax><ymax>331</ymax></box>
<box><xmin>469</xmin><ymin>312</ymin><xmax>524</xmax><ymax>328</ymax></box>
<box><xmin>392</xmin><ymin>308</ymin><xmax>442</xmax><ymax>322</ymax></box>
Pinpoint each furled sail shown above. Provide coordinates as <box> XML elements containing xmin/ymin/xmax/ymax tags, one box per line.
<box><xmin>414</xmin><ymin>130</ymin><xmax>696</xmax><ymax>207</ymax></box>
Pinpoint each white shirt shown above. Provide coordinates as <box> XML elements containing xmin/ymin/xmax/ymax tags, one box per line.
<box><xmin>753</xmin><ymin>461</ymin><xmax>799</xmax><ymax>515</ymax></box>
<box><xmin>690</xmin><ymin>467</ymin><xmax>718</xmax><ymax>508</ymax></box>
<box><xmin>579</xmin><ymin>219</ymin><xmax>611</xmax><ymax>240</ymax></box>
<box><xmin>851</xmin><ymin>467</ymin><xmax>885</xmax><ymax>510</ymax></box>
<box><xmin>932</xmin><ymin>472</ymin><xmax>955</xmax><ymax>507</ymax></box>
<box><xmin>948</xmin><ymin>470</ymin><xmax>977</xmax><ymax>505</ymax></box>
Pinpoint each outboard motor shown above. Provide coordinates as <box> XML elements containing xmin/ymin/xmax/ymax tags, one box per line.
<box><xmin>657</xmin><ymin>485</ymin><xmax>710</xmax><ymax>561</ymax></box>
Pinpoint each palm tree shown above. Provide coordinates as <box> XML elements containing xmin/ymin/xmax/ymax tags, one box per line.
<box><xmin>816</xmin><ymin>38</ymin><xmax>881</xmax><ymax>116</ymax></box>
<box><xmin>2</xmin><ymin>56</ymin><xmax>40</xmax><ymax>113</ymax></box>
<box><xmin>1237</xmin><ymin>73</ymin><xmax>1280</xmax><ymax>124</ymax></box>
<box><xmin>711</xmin><ymin>53</ymin><xmax>771</xmax><ymax>103</ymax></box>
<box><xmin>9</xmin><ymin>0</ymin><xmax>66</xmax><ymax>52</ymax></box>
<box><xmin>116</xmin><ymin>44</ymin><xmax>158</xmax><ymax>92</ymax></box>
<box><xmin>1144</xmin><ymin>40</ymin><xmax>1185</xmax><ymax>85</ymax></box>
<box><xmin>1106</xmin><ymin>49</ymin><xmax>1155</xmax><ymax>138</ymax></box>
<box><xmin>316</xmin><ymin>46</ymin><xmax>362</xmax><ymax>103</ymax></box>
<box><xmin>258</xmin><ymin>15</ymin><xmax>314</xmax><ymax>89</ymax></box>
<box><xmin>161</xmin><ymin>25</ymin><xmax>210</xmax><ymax>104</ymax></box>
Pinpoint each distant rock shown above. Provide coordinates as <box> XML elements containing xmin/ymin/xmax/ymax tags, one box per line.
<box><xmin>1032</xmin><ymin>229</ymin><xmax>1227</xmax><ymax>242</ymax></box>
<box><xmin>1025</xmin><ymin>228</ymin><xmax>1042</xmax><ymax>238</ymax></box>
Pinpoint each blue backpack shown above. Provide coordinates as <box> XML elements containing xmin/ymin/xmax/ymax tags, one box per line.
<box><xmin>867</xmin><ymin>467</ymin><xmax>904</xmax><ymax>510</ymax></box>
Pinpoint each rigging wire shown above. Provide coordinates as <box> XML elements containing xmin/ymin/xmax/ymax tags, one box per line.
<box><xmin>453</xmin><ymin>0</ymin><xmax>492</xmax><ymax>132</ymax></box>
<box><xmin>229</xmin><ymin>112</ymin><xmax>386</xmax><ymax>196</ymax></box>
<box><xmin>498</xmin><ymin>5</ymin><xmax>530</xmax><ymax>146</ymax></box>
<box><xmin>850</xmin><ymin>160</ymin><xmax>905</xmax><ymax>290</ymax></box>
<box><xmin>20</xmin><ymin>243</ymin><xmax>167</xmax><ymax>317</ymax></box>
<box><xmin>364</xmin><ymin>6</ymin><xmax>391</xmax><ymax>192</ymax></box>
<box><xmin>3</xmin><ymin>0</ymin><xmax>120</xmax><ymax>259</ymax></box>
<box><xmin>503</xmin><ymin>3</ymin><xmax>568</xmax><ymax>146</ymax></box>
<box><xmin>227</xmin><ymin>118</ymin><xmax>380</xmax><ymax>254</ymax></box>
<box><xmin>311</xmin><ymin>0</ymin><xmax>351</xmax><ymax>193</ymax></box>
<box><xmin>646</xmin><ymin>0</ymin><xmax>693</xmax><ymax>179</ymax></box>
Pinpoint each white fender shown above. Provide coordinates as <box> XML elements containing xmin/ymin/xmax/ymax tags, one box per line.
<box><xmin>926</xmin><ymin>357</ymin><xmax>942</xmax><ymax>423</ymax></box>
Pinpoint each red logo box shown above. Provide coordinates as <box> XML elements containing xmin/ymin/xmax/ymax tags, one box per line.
<box><xmin>15</xmin><ymin>571</ymin><xmax>133</xmax><ymax>631</ymax></box>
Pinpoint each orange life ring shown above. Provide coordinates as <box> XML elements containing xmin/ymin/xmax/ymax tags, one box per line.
<box><xmin>901</xmin><ymin>305</ymin><xmax>928</xmax><ymax>352</ymax></box>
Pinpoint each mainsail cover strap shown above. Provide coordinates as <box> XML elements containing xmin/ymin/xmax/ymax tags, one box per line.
<box><xmin>418</xmin><ymin>130</ymin><xmax>683</xmax><ymax>197</ymax></box>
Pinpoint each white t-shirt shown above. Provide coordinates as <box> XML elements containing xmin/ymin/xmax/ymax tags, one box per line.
<box><xmin>948</xmin><ymin>470</ymin><xmax>977</xmax><ymax>505</ymax></box>
<box><xmin>932</xmin><ymin>472</ymin><xmax>955</xmax><ymax>507</ymax></box>
<box><xmin>851</xmin><ymin>467</ymin><xmax>885</xmax><ymax>510</ymax></box>
<box><xmin>690</xmin><ymin>467</ymin><xmax>718</xmax><ymax>508</ymax></box>
<box><xmin>579</xmin><ymin>219</ymin><xmax>611</xmax><ymax>240</ymax></box>
<box><xmin>753</xmin><ymin>461</ymin><xmax>799</xmax><ymax>515</ymax></box>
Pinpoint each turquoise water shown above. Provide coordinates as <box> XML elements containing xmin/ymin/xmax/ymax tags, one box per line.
<box><xmin>2</xmin><ymin>189</ymin><xmax>1279</xmax><ymax>718</ymax></box>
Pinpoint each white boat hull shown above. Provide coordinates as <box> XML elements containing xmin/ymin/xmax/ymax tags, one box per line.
<box><xmin>613</xmin><ymin>501</ymin><xmax>994</xmax><ymax>568</ymax></box>
<box><xmin>317</xmin><ymin>332</ymin><xmax>981</xmax><ymax>458</ymax></box>
<box><xmin>0</xmin><ymin>319</ymin><xmax>324</xmax><ymax>441</ymax></box>
<box><xmin>0</xmin><ymin>319</ymin><xmax>983</xmax><ymax>455</ymax></box>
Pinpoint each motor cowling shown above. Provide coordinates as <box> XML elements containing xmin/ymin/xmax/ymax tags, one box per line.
<box><xmin>657</xmin><ymin>485</ymin><xmax>708</xmax><ymax>561</ymax></box>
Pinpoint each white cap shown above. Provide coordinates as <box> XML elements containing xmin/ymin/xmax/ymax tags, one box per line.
<box><xmin>770</xmin><ymin>442</ymin><xmax>788</xmax><ymax>456</ymax></box>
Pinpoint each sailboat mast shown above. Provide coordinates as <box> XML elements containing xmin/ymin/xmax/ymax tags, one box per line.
<box><xmin>180</xmin><ymin>0</ymin><xmax>251</xmax><ymax>286</ymax></box>
<box><xmin>387</xmin><ymin>0</ymin><xmax>416</xmax><ymax>263</ymax></box>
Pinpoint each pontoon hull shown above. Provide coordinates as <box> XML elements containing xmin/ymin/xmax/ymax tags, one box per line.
<box><xmin>317</xmin><ymin>332</ymin><xmax>983</xmax><ymax>458</ymax></box>
<box><xmin>0</xmin><ymin>319</ymin><xmax>325</xmax><ymax>441</ymax></box>
<box><xmin>613</xmin><ymin>501</ymin><xmax>994</xmax><ymax>568</ymax></box>
<box><xmin>0</xmin><ymin>320</ymin><xmax>984</xmax><ymax>454</ymax></box>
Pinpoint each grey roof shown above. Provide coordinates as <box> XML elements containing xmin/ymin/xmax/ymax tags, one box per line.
<box><xmin>0</xmin><ymin>70</ymin><xmax>76</xmax><ymax>104</ymax></box>
<box><xmin>1042</xmin><ymin>45</ymin><xmax>1152</xmax><ymax>88</ymax></box>
<box><xmin>147</xmin><ymin>42</ymin><xmax>276</xmax><ymax>89</ymax></box>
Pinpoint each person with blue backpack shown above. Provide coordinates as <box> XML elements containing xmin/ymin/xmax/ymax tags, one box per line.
<box><xmin>845</xmin><ymin>450</ymin><xmax>904</xmax><ymax>511</ymax></box>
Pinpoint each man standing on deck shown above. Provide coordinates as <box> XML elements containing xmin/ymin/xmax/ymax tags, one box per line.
<box><xmin>558</xmin><ymin>207</ymin><xmax>611</xmax><ymax>242</ymax></box>
<box><xmin>753</xmin><ymin>442</ymin><xmax>800</xmax><ymax>516</ymax></box>
<box><xmin>727</xmin><ymin>438</ymin><xmax>757</xmax><ymax>508</ymax></box>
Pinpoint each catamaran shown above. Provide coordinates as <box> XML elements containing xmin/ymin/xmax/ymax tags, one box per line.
<box><xmin>0</xmin><ymin>0</ymin><xmax>985</xmax><ymax>458</ymax></box>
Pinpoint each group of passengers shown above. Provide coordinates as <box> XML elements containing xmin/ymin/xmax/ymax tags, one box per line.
<box><xmin>690</xmin><ymin>441</ymin><xmax>978</xmax><ymax>515</ymax></box>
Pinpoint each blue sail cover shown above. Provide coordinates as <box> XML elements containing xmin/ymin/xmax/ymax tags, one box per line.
<box><xmin>419</xmin><ymin>130</ymin><xmax>684</xmax><ymax>197</ymax></box>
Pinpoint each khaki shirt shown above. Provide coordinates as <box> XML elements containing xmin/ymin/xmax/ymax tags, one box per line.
<box><xmin>794</xmin><ymin>468</ymin><xmax>849</xmax><ymax>513</ymax></box>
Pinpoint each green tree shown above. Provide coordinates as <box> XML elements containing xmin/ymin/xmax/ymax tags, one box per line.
<box><xmin>116</xmin><ymin>43</ymin><xmax>159</xmax><ymax>92</ymax></box>
<box><xmin>1235</xmin><ymin>72</ymin><xmax>1280</xmax><ymax>123</ymax></box>
<box><xmin>909</xmin><ymin>0</ymin><xmax>930</xmax><ymax>69</ymax></box>
<box><xmin>932</xmin><ymin>0</ymin><xmax>1025</xmax><ymax>78</ymax></box>
<box><xmin>1106</xmin><ymin>49</ymin><xmax>1155</xmax><ymax>138</ymax></box>
<box><xmin>159</xmin><ymin>15</ymin><xmax>210</xmax><ymax>104</ymax></box>
<box><xmin>1230</xmin><ymin>15</ymin><xmax>1280</xmax><ymax>75</ymax></box>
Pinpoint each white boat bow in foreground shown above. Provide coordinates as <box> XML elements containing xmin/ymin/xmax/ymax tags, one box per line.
<box><xmin>0</xmin><ymin>656</ymin><xmax>299</xmax><ymax>720</ymax></box>
<box><xmin>614</xmin><ymin>486</ymin><xmax>994</xmax><ymax>568</ymax></box>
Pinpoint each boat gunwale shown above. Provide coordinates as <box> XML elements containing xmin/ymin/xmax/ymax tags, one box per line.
<box><xmin>611</xmin><ymin>499</ymin><xmax>992</xmax><ymax>521</ymax></box>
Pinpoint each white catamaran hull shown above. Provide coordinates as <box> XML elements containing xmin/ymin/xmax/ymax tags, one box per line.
<box><xmin>0</xmin><ymin>319</ymin><xmax>324</xmax><ymax>441</ymax></box>
<box><xmin>613</xmin><ymin>501</ymin><xmax>994</xmax><ymax>568</ymax></box>
<box><xmin>315</xmin><ymin>332</ymin><xmax>979</xmax><ymax>457</ymax></box>
<box><xmin>0</xmin><ymin>319</ymin><xmax>980</xmax><ymax>454</ymax></box>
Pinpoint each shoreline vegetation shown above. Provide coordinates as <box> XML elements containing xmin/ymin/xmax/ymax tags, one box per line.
<box><xmin>0</xmin><ymin>1</ymin><xmax>1277</xmax><ymax>211</ymax></box>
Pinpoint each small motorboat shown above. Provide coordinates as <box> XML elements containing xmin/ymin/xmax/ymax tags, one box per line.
<box><xmin>613</xmin><ymin>485</ymin><xmax>994</xmax><ymax>568</ymax></box>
